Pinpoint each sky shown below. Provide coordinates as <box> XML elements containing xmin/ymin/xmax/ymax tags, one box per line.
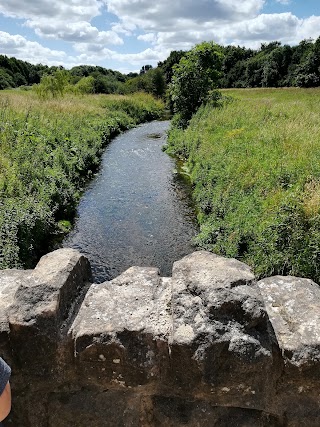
<box><xmin>0</xmin><ymin>0</ymin><xmax>319</xmax><ymax>74</ymax></box>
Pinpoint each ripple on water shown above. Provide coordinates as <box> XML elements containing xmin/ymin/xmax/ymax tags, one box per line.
<box><xmin>63</xmin><ymin>120</ymin><xmax>198</xmax><ymax>283</ymax></box>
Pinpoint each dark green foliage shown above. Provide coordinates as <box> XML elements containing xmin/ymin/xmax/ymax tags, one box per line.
<box><xmin>140</xmin><ymin>65</ymin><xmax>153</xmax><ymax>74</ymax></box>
<box><xmin>218</xmin><ymin>38</ymin><xmax>320</xmax><ymax>88</ymax></box>
<box><xmin>70</xmin><ymin>65</ymin><xmax>127</xmax><ymax>94</ymax></box>
<box><xmin>0</xmin><ymin>55</ymin><xmax>48</xmax><ymax>88</ymax></box>
<box><xmin>123</xmin><ymin>67</ymin><xmax>166</xmax><ymax>98</ymax></box>
<box><xmin>158</xmin><ymin>50</ymin><xmax>186</xmax><ymax>84</ymax></box>
<box><xmin>0</xmin><ymin>69</ymin><xmax>15</xmax><ymax>89</ymax></box>
<box><xmin>1</xmin><ymin>36</ymin><xmax>320</xmax><ymax>95</ymax></box>
<box><xmin>168</xmin><ymin>42</ymin><xmax>223</xmax><ymax>128</ymax></box>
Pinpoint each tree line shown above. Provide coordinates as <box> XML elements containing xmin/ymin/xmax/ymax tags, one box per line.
<box><xmin>159</xmin><ymin>36</ymin><xmax>320</xmax><ymax>89</ymax></box>
<box><xmin>0</xmin><ymin>36</ymin><xmax>319</xmax><ymax>97</ymax></box>
<box><xmin>0</xmin><ymin>55</ymin><xmax>165</xmax><ymax>98</ymax></box>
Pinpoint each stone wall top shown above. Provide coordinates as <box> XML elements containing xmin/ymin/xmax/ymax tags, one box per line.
<box><xmin>1</xmin><ymin>248</ymin><xmax>320</xmax><ymax>426</ymax></box>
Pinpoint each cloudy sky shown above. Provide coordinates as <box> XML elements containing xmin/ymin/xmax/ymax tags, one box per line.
<box><xmin>0</xmin><ymin>0</ymin><xmax>319</xmax><ymax>73</ymax></box>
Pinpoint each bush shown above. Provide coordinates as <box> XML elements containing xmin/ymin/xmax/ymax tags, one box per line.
<box><xmin>168</xmin><ymin>41</ymin><xmax>223</xmax><ymax>128</ymax></box>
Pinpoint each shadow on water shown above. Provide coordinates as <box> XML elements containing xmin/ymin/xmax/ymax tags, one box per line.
<box><xmin>62</xmin><ymin>120</ymin><xmax>198</xmax><ymax>283</ymax></box>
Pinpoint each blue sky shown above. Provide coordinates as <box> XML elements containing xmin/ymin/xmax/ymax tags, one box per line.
<box><xmin>0</xmin><ymin>0</ymin><xmax>319</xmax><ymax>73</ymax></box>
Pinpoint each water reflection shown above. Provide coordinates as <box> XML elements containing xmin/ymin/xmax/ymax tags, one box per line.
<box><xmin>63</xmin><ymin>120</ymin><xmax>198</xmax><ymax>282</ymax></box>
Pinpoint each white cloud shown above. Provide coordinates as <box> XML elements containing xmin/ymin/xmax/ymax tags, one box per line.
<box><xmin>0</xmin><ymin>31</ymin><xmax>66</xmax><ymax>65</ymax></box>
<box><xmin>111</xmin><ymin>22</ymin><xmax>136</xmax><ymax>36</ymax></box>
<box><xmin>275</xmin><ymin>0</ymin><xmax>290</xmax><ymax>4</ymax></box>
<box><xmin>0</xmin><ymin>0</ymin><xmax>122</xmax><ymax>49</ymax></box>
<box><xmin>0</xmin><ymin>0</ymin><xmax>101</xmax><ymax>21</ymax></box>
<box><xmin>25</xmin><ymin>20</ymin><xmax>123</xmax><ymax>45</ymax></box>
<box><xmin>224</xmin><ymin>13</ymin><xmax>300</xmax><ymax>42</ymax></box>
<box><xmin>137</xmin><ymin>33</ymin><xmax>157</xmax><ymax>43</ymax></box>
<box><xmin>106</xmin><ymin>0</ymin><xmax>266</xmax><ymax>30</ymax></box>
<box><xmin>297</xmin><ymin>15</ymin><xmax>320</xmax><ymax>42</ymax></box>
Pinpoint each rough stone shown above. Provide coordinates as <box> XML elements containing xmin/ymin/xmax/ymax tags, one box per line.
<box><xmin>167</xmin><ymin>251</ymin><xmax>280</xmax><ymax>411</ymax></box>
<box><xmin>70</xmin><ymin>266</ymin><xmax>172</xmax><ymax>387</ymax></box>
<box><xmin>0</xmin><ymin>269</ymin><xmax>31</xmax><ymax>361</ymax></box>
<box><xmin>8</xmin><ymin>248</ymin><xmax>91</xmax><ymax>374</ymax></box>
<box><xmin>48</xmin><ymin>389</ymin><xmax>142</xmax><ymax>427</ymax></box>
<box><xmin>258</xmin><ymin>275</ymin><xmax>320</xmax><ymax>365</ymax></box>
<box><xmin>2</xmin><ymin>249</ymin><xmax>320</xmax><ymax>426</ymax></box>
<box><xmin>152</xmin><ymin>396</ymin><xmax>283</xmax><ymax>427</ymax></box>
<box><xmin>258</xmin><ymin>275</ymin><xmax>320</xmax><ymax>425</ymax></box>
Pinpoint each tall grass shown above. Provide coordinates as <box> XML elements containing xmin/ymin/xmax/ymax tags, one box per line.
<box><xmin>166</xmin><ymin>88</ymin><xmax>320</xmax><ymax>281</ymax></box>
<box><xmin>0</xmin><ymin>90</ymin><xmax>164</xmax><ymax>269</ymax></box>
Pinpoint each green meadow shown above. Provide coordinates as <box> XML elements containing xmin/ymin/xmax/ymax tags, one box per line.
<box><xmin>166</xmin><ymin>88</ymin><xmax>320</xmax><ymax>282</ymax></box>
<box><xmin>0</xmin><ymin>90</ymin><xmax>164</xmax><ymax>269</ymax></box>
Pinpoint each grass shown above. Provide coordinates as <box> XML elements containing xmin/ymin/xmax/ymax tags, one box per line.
<box><xmin>0</xmin><ymin>90</ymin><xmax>164</xmax><ymax>269</ymax></box>
<box><xmin>166</xmin><ymin>88</ymin><xmax>320</xmax><ymax>282</ymax></box>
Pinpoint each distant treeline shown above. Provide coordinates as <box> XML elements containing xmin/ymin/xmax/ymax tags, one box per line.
<box><xmin>160</xmin><ymin>37</ymin><xmax>320</xmax><ymax>89</ymax></box>
<box><xmin>1</xmin><ymin>36</ymin><xmax>320</xmax><ymax>95</ymax></box>
<box><xmin>0</xmin><ymin>55</ymin><xmax>165</xmax><ymax>97</ymax></box>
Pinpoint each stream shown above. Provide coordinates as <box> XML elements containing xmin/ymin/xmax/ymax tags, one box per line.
<box><xmin>62</xmin><ymin>120</ymin><xmax>198</xmax><ymax>283</ymax></box>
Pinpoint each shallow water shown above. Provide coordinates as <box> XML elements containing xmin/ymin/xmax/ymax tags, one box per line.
<box><xmin>63</xmin><ymin>120</ymin><xmax>198</xmax><ymax>282</ymax></box>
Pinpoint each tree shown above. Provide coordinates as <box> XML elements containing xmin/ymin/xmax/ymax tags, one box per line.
<box><xmin>169</xmin><ymin>41</ymin><xmax>223</xmax><ymax>128</ymax></box>
<box><xmin>34</xmin><ymin>69</ymin><xmax>70</xmax><ymax>98</ymax></box>
<box><xmin>150</xmin><ymin>68</ymin><xmax>166</xmax><ymax>97</ymax></box>
<box><xmin>295</xmin><ymin>37</ymin><xmax>320</xmax><ymax>87</ymax></box>
<box><xmin>140</xmin><ymin>64</ymin><xmax>153</xmax><ymax>74</ymax></box>
<box><xmin>0</xmin><ymin>69</ymin><xmax>14</xmax><ymax>89</ymax></box>
<box><xmin>74</xmin><ymin>76</ymin><xmax>95</xmax><ymax>94</ymax></box>
<box><xmin>158</xmin><ymin>50</ymin><xmax>186</xmax><ymax>84</ymax></box>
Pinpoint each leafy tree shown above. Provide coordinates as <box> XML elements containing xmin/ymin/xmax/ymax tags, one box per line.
<box><xmin>140</xmin><ymin>64</ymin><xmax>153</xmax><ymax>74</ymax></box>
<box><xmin>150</xmin><ymin>68</ymin><xmax>166</xmax><ymax>97</ymax></box>
<box><xmin>169</xmin><ymin>41</ymin><xmax>223</xmax><ymax>128</ymax></box>
<box><xmin>158</xmin><ymin>50</ymin><xmax>186</xmax><ymax>84</ymax></box>
<box><xmin>123</xmin><ymin>67</ymin><xmax>166</xmax><ymax>98</ymax></box>
<box><xmin>0</xmin><ymin>69</ymin><xmax>14</xmax><ymax>89</ymax></box>
<box><xmin>93</xmin><ymin>74</ymin><xmax>124</xmax><ymax>94</ymax></box>
<box><xmin>13</xmin><ymin>72</ymin><xmax>27</xmax><ymax>87</ymax></box>
<box><xmin>34</xmin><ymin>69</ymin><xmax>71</xmax><ymax>98</ymax></box>
<box><xmin>295</xmin><ymin>37</ymin><xmax>320</xmax><ymax>87</ymax></box>
<box><xmin>74</xmin><ymin>76</ymin><xmax>95</xmax><ymax>94</ymax></box>
<box><xmin>220</xmin><ymin>45</ymin><xmax>254</xmax><ymax>87</ymax></box>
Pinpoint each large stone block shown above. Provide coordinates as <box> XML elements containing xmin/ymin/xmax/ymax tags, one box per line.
<box><xmin>258</xmin><ymin>275</ymin><xmax>320</xmax><ymax>425</ymax></box>
<box><xmin>8</xmin><ymin>248</ymin><xmax>91</xmax><ymax>375</ymax></box>
<box><xmin>71</xmin><ymin>266</ymin><xmax>171</xmax><ymax>388</ymax></box>
<box><xmin>166</xmin><ymin>252</ymin><xmax>281</xmax><ymax>411</ymax></box>
<box><xmin>0</xmin><ymin>269</ymin><xmax>30</xmax><ymax>362</ymax></box>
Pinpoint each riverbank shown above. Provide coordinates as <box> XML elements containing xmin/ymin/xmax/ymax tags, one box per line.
<box><xmin>166</xmin><ymin>88</ymin><xmax>320</xmax><ymax>282</ymax></box>
<box><xmin>0</xmin><ymin>90</ymin><xmax>164</xmax><ymax>269</ymax></box>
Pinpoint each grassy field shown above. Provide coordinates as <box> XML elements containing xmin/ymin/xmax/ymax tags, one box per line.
<box><xmin>0</xmin><ymin>90</ymin><xmax>164</xmax><ymax>269</ymax></box>
<box><xmin>166</xmin><ymin>88</ymin><xmax>320</xmax><ymax>282</ymax></box>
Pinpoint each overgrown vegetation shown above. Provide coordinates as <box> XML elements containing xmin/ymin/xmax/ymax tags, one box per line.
<box><xmin>0</xmin><ymin>91</ymin><xmax>164</xmax><ymax>269</ymax></box>
<box><xmin>166</xmin><ymin>88</ymin><xmax>320</xmax><ymax>282</ymax></box>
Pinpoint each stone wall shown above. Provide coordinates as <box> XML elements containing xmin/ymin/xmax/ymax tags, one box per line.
<box><xmin>1</xmin><ymin>248</ymin><xmax>320</xmax><ymax>426</ymax></box>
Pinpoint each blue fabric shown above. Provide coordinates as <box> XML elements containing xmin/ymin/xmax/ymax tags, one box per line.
<box><xmin>0</xmin><ymin>358</ymin><xmax>10</xmax><ymax>396</ymax></box>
